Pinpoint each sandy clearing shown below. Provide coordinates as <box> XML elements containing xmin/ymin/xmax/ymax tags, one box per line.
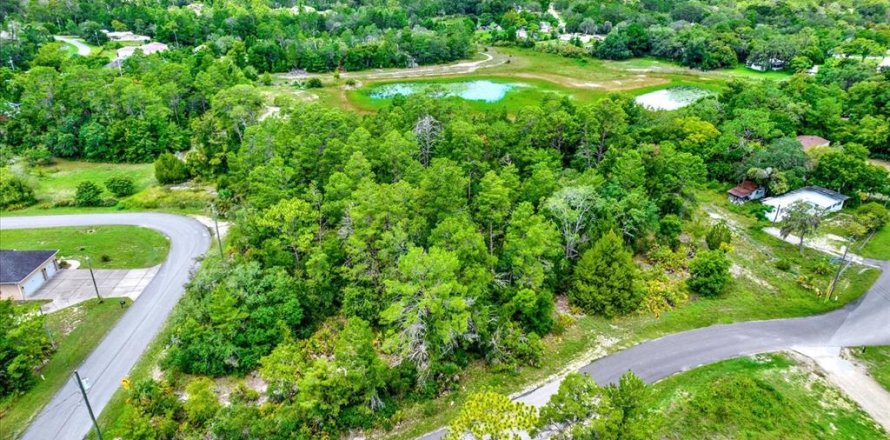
<box><xmin>793</xmin><ymin>346</ymin><xmax>890</xmax><ymax>433</ymax></box>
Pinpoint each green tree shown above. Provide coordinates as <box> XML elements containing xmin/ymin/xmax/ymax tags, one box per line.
<box><xmin>687</xmin><ymin>249</ymin><xmax>732</xmax><ymax>297</ymax></box>
<box><xmin>381</xmin><ymin>246</ymin><xmax>472</xmax><ymax>381</ymax></box>
<box><xmin>0</xmin><ymin>301</ymin><xmax>52</xmax><ymax>397</ymax></box>
<box><xmin>74</xmin><ymin>181</ymin><xmax>103</xmax><ymax>206</ymax></box>
<box><xmin>446</xmin><ymin>390</ymin><xmax>538</xmax><ymax>440</ymax></box>
<box><xmin>154</xmin><ymin>153</ymin><xmax>190</xmax><ymax>184</ymax></box>
<box><xmin>779</xmin><ymin>200</ymin><xmax>824</xmax><ymax>255</ymax></box>
<box><xmin>0</xmin><ymin>174</ymin><xmax>37</xmax><ymax>210</ymax></box>
<box><xmin>657</xmin><ymin>214</ymin><xmax>683</xmax><ymax>250</ymax></box>
<box><xmin>571</xmin><ymin>230</ymin><xmax>642</xmax><ymax>317</ymax></box>
<box><xmin>475</xmin><ymin>171</ymin><xmax>513</xmax><ymax>253</ymax></box>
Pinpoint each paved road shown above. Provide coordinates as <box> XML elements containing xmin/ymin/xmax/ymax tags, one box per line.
<box><xmin>0</xmin><ymin>213</ymin><xmax>210</xmax><ymax>440</ymax></box>
<box><xmin>53</xmin><ymin>36</ymin><xmax>91</xmax><ymax>56</ymax></box>
<box><xmin>420</xmin><ymin>258</ymin><xmax>890</xmax><ymax>439</ymax></box>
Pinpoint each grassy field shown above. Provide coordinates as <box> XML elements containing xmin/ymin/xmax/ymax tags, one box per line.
<box><xmin>0</xmin><ymin>226</ymin><xmax>169</xmax><ymax>268</ymax></box>
<box><xmin>860</xmin><ymin>226</ymin><xmax>890</xmax><ymax>260</ymax></box>
<box><xmin>853</xmin><ymin>346</ymin><xmax>890</xmax><ymax>392</ymax></box>
<box><xmin>267</xmin><ymin>46</ymin><xmax>787</xmax><ymax>114</ymax></box>
<box><xmin>0</xmin><ymin>299</ymin><xmax>131</xmax><ymax>440</ymax></box>
<box><xmin>25</xmin><ymin>159</ymin><xmax>156</xmax><ymax>205</ymax></box>
<box><xmin>650</xmin><ymin>353</ymin><xmax>886</xmax><ymax>438</ymax></box>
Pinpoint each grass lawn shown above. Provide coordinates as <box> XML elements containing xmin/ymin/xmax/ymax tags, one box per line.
<box><xmin>650</xmin><ymin>353</ymin><xmax>886</xmax><ymax>438</ymax></box>
<box><xmin>860</xmin><ymin>226</ymin><xmax>890</xmax><ymax>260</ymax></box>
<box><xmin>24</xmin><ymin>159</ymin><xmax>155</xmax><ymax>205</ymax></box>
<box><xmin>0</xmin><ymin>299</ymin><xmax>131</xmax><ymax>440</ymax></box>
<box><xmin>0</xmin><ymin>226</ymin><xmax>169</xmax><ymax>268</ymax></box>
<box><xmin>852</xmin><ymin>346</ymin><xmax>890</xmax><ymax>392</ymax></box>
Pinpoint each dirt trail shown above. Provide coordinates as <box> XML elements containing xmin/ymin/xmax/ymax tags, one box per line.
<box><xmin>793</xmin><ymin>346</ymin><xmax>890</xmax><ymax>433</ymax></box>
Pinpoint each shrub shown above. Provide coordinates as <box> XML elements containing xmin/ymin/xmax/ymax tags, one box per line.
<box><xmin>25</xmin><ymin>145</ymin><xmax>54</xmax><ymax>166</ymax></box>
<box><xmin>658</xmin><ymin>214</ymin><xmax>683</xmax><ymax>250</ymax></box>
<box><xmin>345</xmin><ymin>78</ymin><xmax>357</xmax><ymax>86</ymax></box>
<box><xmin>855</xmin><ymin>202</ymin><xmax>888</xmax><ymax>233</ymax></box>
<box><xmin>687</xmin><ymin>249</ymin><xmax>732</xmax><ymax>297</ymax></box>
<box><xmin>74</xmin><ymin>181</ymin><xmax>104</xmax><ymax>206</ymax></box>
<box><xmin>154</xmin><ymin>153</ymin><xmax>190</xmax><ymax>184</ymax></box>
<box><xmin>775</xmin><ymin>259</ymin><xmax>792</xmax><ymax>271</ymax></box>
<box><xmin>572</xmin><ymin>230</ymin><xmax>643</xmax><ymax>317</ymax></box>
<box><xmin>705</xmin><ymin>221</ymin><xmax>732</xmax><ymax>250</ymax></box>
<box><xmin>305</xmin><ymin>78</ymin><xmax>323</xmax><ymax>88</ymax></box>
<box><xmin>105</xmin><ymin>176</ymin><xmax>135</xmax><ymax>197</ymax></box>
<box><xmin>0</xmin><ymin>174</ymin><xmax>37</xmax><ymax>210</ymax></box>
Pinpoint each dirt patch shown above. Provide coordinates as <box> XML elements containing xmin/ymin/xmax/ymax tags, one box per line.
<box><xmin>730</xmin><ymin>264</ymin><xmax>776</xmax><ymax>292</ymax></box>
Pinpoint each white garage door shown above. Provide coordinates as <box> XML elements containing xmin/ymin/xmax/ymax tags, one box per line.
<box><xmin>22</xmin><ymin>273</ymin><xmax>46</xmax><ymax>297</ymax></box>
<box><xmin>44</xmin><ymin>262</ymin><xmax>57</xmax><ymax>278</ymax></box>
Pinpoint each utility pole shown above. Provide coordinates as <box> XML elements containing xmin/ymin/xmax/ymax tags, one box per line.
<box><xmin>828</xmin><ymin>242</ymin><xmax>851</xmax><ymax>300</ymax></box>
<box><xmin>211</xmin><ymin>202</ymin><xmax>224</xmax><ymax>259</ymax></box>
<box><xmin>86</xmin><ymin>256</ymin><xmax>103</xmax><ymax>303</ymax></box>
<box><xmin>74</xmin><ymin>371</ymin><xmax>103</xmax><ymax>440</ymax></box>
<box><xmin>38</xmin><ymin>308</ymin><xmax>56</xmax><ymax>349</ymax></box>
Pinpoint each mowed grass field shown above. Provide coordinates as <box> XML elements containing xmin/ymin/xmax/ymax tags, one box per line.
<box><xmin>650</xmin><ymin>353</ymin><xmax>887</xmax><ymax>438</ymax></box>
<box><xmin>861</xmin><ymin>226</ymin><xmax>890</xmax><ymax>260</ymax></box>
<box><xmin>0</xmin><ymin>226</ymin><xmax>169</xmax><ymax>268</ymax></box>
<box><xmin>0</xmin><ymin>299</ymin><xmax>131</xmax><ymax>440</ymax></box>
<box><xmin>25</xmin><ymin>159</ymin><xmax>156</xmax><ymax>204</ymax></box>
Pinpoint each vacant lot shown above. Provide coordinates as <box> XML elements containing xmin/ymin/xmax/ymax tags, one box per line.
<box><xmin>0</xmin><ymin>226</ymin><xmax>169</xmax><ymax>269</ymax></box>
<box><xmin>861</xmin><ymin>226</ymin><xmax>890</xmax><ymax>260</ymax></box>
<box><xmin>25</xmin><ymin>159</ymin><xmax>155</xmax><ymax>204</ymax></box>
<box><xmin>854</xmin><ymin>346</ymin><xmax>890</xmax><ymax>392</ymax></box>
<box><xmin>651</xmin><ymin>353</ymin><xmax>886</xmax><ymax>438</ymax></box>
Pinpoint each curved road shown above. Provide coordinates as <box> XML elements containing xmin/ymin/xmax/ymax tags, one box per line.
<box><xmin>420</xmin><ymin>258</ymin><xmax>890</xmax><ymax>439</ymax></box>
<box><xmin>0</xmin><ymin>214</ymin><xmax>210</xmax><ymax>440</ymax></box>
<box><xmin>53</xmin><ymin>36</ymin><xmax>91</xmax><ymax>56</ymax></box>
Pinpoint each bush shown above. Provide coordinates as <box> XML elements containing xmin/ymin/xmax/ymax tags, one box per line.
<box><xmin>705</xmin><ymin>221</ymin><xmax>733</xmax><ymax>250</ymax></box>
<box><xmin>305</xmin><ymin>78</ymin><xmax>323</xmax><ymax>88</ymax></box>
<box><xmin>25</xmin><ymin>145</ymin><xmax>54</xmax><ymax>166</ymax></box>
<box><xmin>154</xmin><ymin>153</ymin><xmax>190</xmax><ymax>184</ymax></box>
<box><xmin>105</xmin><ymin>176</ymin><xmax>135</xmax><ymax>197</ymax></box>
<box><xmin>775</xmin><ymin>259</ymin><xmax>792</xmax><ymax>271</ymax></box>
<box><xmin>658</xmin><ymin>214</ymin><xmax>683</xmax><ymax>250</ymax></box>
<box><xmin>74</xmin><ymin>181</ymin><xmax>104</xmax><ymax>207</ymax></box>
<box><xmin>855</xmin><ymin>202</ymin><xmax>888</xmax><ymax>233</ymax></box>
<box><xmin>687</xmin><ymin>249</ymin><xmax>732</xmax><ymax>297</ymax></box>
<box><xmin>0</xmin><ymin>173</ymin><xmax>37</xmax><ymax>210</ymax></box>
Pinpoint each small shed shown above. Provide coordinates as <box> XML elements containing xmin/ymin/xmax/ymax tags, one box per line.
<box><xmin>0</xmin><ymin>250</ymin><xmax>59</xmax><ymax>300</ymax></box>
<box><xmin>728</xmin><ymin>180</ymin><xmax>765</xmax><ymax>204</ymax></box>
<box><xmin>762</xmin><ymin>186</ymin><xmax>849</xmax><ymax>222</ymax></box>
<box><xmin>796</xmin><ymin>135</ymin><xmax>830</xmax><ymax>151</ymax></box>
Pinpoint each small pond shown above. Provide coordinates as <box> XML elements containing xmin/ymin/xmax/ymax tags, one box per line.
<box><xmin>368</xmin><ymin>80</ymin><xmax>526</xmax><ymax>103</ymax></box>
<box><xmin>634</xmin><ymin>87</ymin><xmax>713</xmax><ymax>111</ymax></box>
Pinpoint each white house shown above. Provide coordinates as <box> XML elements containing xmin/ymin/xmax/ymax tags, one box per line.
<box><xmin>762</xmin><ymin>186</ymin><xmax>849</xmax><ymax>222</ymax></box>
<box><xmin>0</xmin><ymin>250</ymin><xmax>59</xmax><ymax>300</ymax></box>
<box><xmin>101</xmin><ymin>30</ymin><xmax>151</xmax><ymax>42</ymax></box>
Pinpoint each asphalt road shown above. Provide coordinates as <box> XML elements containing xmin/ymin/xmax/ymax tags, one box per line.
<box><xmin>420</xmin><ymin>258</ymin><xmax>890</xmax><ymax>440</ymax></box>
<box><xmin>53</xmin><ymin>36</ymin><xmax>91</xmax><ymax>56</ymax></box>
<box><xmin>0</xmin><ymin>213</ymin><xmax>210</xmax><ymax>440</ymax></box>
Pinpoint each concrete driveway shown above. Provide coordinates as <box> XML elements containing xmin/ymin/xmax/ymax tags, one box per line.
<box><xmin>29</xmin><ymin>266</ymin><xmax>159</xmax><ymax>312</ymax></box>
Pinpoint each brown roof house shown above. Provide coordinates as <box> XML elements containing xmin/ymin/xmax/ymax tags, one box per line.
<box><xmin>0</xmin><ymin>250</ymin><xmax>59</xmax><ymax>300</ymax></box>
<box><xmin>727</xmin><ymin>180</ymin><xmax>766</xmax><ymax>204</ymax></box>
<box><xmin>796</xmin><ymin>135</ymin><xmax>830</xmax><ymax>151</ymax></box>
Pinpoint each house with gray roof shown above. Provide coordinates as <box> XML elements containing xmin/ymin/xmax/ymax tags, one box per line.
<box><xmin>0</xmin><ymin>250</ymin><xmax>59</xmax><ymax>300</ymax></box>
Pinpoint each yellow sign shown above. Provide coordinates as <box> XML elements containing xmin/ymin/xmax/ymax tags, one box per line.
<box><xmin>121</xmin><ymin>378</ymin><xmax>131</xmax><ymax>390</ymax></box>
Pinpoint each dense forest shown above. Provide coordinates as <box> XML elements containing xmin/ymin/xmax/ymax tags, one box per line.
<box><xmin>2</xmin><ymin>0</ymin><xmax>890</xmax><ymax>438</ymax></box>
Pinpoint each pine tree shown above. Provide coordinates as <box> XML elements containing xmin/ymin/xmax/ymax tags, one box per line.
<box><xmin>571</xmin><ymin>230</ymin><xmax>642</xmax><ymax>317</ymax></box>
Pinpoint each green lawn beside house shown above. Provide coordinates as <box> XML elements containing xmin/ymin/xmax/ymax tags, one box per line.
<box><xmin>0</xmin><ymin>226</ymin><xmax>169</xmax><ymax>269</ymax></box>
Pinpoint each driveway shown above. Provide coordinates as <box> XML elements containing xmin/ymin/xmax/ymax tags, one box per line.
<box><xmin>30</xmin><ymin>266</ymin><xmax>159</xmax><ymax>313</ymax></box>
<box><xmin>0</xmin><ymin>213</ymin><xmax>210</xmax><ymax>440</ymax></box>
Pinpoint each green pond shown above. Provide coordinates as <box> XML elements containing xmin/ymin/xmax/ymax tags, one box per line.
<box><xmin>368</xmin><ymin>80</ymin><xmax>528</xmax><ymax>102</ymax></box>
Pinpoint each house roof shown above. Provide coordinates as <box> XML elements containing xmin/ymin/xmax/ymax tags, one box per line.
<box><xmin>728</xmin><ymin>180</ymin><xmax>759</xmax><ymax>198</ymax></box>
<box><xmin>0</xmin><ymin>250</ymin><xmax>58</xmax><ymax>284</ymax></box>
<box><xmin>762</xmin><ymin>186</ymin><xmax>849</xmax><ymax>211</ymax></box>
<box><xmin>796</xmin><ymin>135</ymin><xmax>830</xmax><ymax>151</ymax></box>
